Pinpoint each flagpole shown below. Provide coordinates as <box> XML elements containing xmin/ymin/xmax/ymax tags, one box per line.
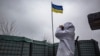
<box><xmin>51</xmin><ymin>2</ymin><xmax>55</xmax><ymax>56</ymax></box>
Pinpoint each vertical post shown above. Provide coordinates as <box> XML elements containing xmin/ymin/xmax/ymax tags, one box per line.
<box><xmin>92</xmin><ymin>40</ymin><xmax>99</xmax><ymax>56</ymax></box>
<box><xmin>75</xmin><ymin>36</ymin><xmax>81</xmax><ymax>56</ymax></box>
<box><xmin>44</xmin><ymin>40</ymin><xmax>46</xmax><ymax>56</ymax></box>
<box><xmin>29</xmin><ymin>43</ymin><xmax>32</xmax><ymax>56</ymax></box>
<box><xmin>51</xmin><ymin>2</ymin><xmax>55</xmax><ymax>56</ymax></box>
<box><xmin>21</xmin><ymin>42</ymin><xmax>24</xmax><ymax>56</ymax></box>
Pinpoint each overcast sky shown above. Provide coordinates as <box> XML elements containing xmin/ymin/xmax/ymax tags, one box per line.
<box><xmin>0</xmin><ymin>0</ymin><xmax>100</xmax><ymax>47</ymax></box>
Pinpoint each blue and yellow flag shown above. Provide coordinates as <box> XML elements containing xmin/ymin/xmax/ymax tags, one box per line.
<box><xmin>52</xmin><ymin>3</ymin><xmax>63</xmax><ymax>13</ymax></box>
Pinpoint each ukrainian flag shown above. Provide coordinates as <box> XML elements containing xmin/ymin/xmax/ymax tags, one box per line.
<box><xmin>52</xmin><ymin>3</ymin><xmax>63</xmax><ymax>13</ymax></box>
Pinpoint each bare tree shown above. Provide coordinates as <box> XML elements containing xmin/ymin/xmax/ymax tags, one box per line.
<box><xmin>0</xmin><ymin>18</ymin><xmax>15</xmax><ymax>35</ymax></box>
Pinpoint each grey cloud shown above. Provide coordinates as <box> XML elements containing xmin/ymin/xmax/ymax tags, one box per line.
<box><xmin>0</xmin><ymin>0</ymin><xmax>100</xmax><ymax>48</ymax></box>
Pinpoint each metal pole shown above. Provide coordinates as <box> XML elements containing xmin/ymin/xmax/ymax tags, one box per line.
<box><xmin>51</xmin><ymin>2</ymin><xmax>55</xmax><ymax>56</ymax></box>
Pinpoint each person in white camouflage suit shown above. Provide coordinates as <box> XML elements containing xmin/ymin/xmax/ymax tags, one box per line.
<box><xmin>55</xmin><ymin>22</ymin><xmax>75</xmax><ymax>56</ymax></box>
